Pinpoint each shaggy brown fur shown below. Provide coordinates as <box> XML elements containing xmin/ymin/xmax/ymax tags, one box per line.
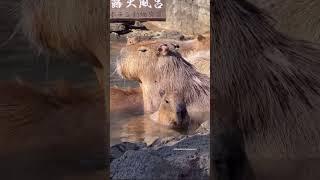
<box><xmin>0</xmin><ymin>80</ymin><xmax>106</xmax><ymax>179</ymax></box>
<box><xmin>212</xmin><ymin>0</ymin><xmax>320</xmax><ymax>179</ymax></box>
<box><xmin>19</xmin><ymin>0</ymin><xmax>107</xmax><ymax>86</ymax></box>
<box><xmin>150</xmin><ymin>90</ymin><xmax>190</xmax><ymax>129</ymax></box>
<box><xmin>174</xmin><ymin>34</ymin><xmax>210</xmax><ymax>57</ymax></box>
<box><xmin>185</xmin><ymin>50</ymin><xmax>210</xmax><ymax>76</ymax></box>
<box><xmin>128</xmin><ymin>34</ymin><xmax>210</xmax><ymax>58</ymax></box>
<box><xmin>155</xmin><ymin>36</ymin><xmax>211</xmax><ymax>76</ymax></box>
<box><xmin>248</xmin><ymin>0</ymin><xmax>320</xmax><ymax>43</ymax></box>
<box><xmin>117</xmin><ymin>41</ymin><xmax>210</xmax><ymax>123</ymax></box>
<box><xmin>110</xmin><ymin>86</ymin><xmax>143</xmax><ymax>114</ymax></box>
<box><xmin>125</xmin><ymin>35</ymin><xmax>210</xmax><ymax>76</ymax></box>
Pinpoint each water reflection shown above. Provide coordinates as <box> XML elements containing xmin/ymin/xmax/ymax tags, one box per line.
<box><xmin>122</xmin><ymin>115</ymin><xmax>184</xmax><ymax>145</ymax></box>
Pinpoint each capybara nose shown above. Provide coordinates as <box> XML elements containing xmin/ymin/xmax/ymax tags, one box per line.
<box><xmin>172</xmin><ymin>121</ymin><xmax>178</xmax><ymax>127</ymax></box>
<box><xmin>176</xmin><ymin>103</ymin><xmax>186</xmax><ymax>113</ymax></box>
<box><xmin>171</xmin><ymin>117</ymin><xmax>187</xmax><ymax>129</ymax></box>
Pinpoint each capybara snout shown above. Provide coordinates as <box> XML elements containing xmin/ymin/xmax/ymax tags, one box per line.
<box><xmin>151</xmin><ymin>90</ymin><xmax>190</xmax><ymax>129</ymax></box>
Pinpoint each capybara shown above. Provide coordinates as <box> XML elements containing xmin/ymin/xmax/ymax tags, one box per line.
<box><xmin>126</xmin><ymin>35</ymin><xmax>210</xmax><ymax>76</ymax></box>
<box><xmin>0</xmin><ymin>80</ymin><xmax>106</xmax><ymax>179</ymax></box>
<box><xmin>110</xmin><ymin>86</ymin><xmax>143</xmax><ymax>114</ymax></box>
<box><xmin>212</xmin><ymin>0</ymin><xmax>320</xmax><ymax>179</ymax></box>
<box><xmin>19</xmin><ymin>0</ymin><xmax>107</xmax><ymax>87</ymax></box>
<box><xmin>117</xmin><ymin>41</ymin><xmax>210</xmax><ymax>125</ymax></box>
<box><xmin>150</xmin><ymin>90</ymin><xmax>190</xmax><ymax>129</ymax></box>
<box><xmin>249</xmin><ymin>0</ymin><xmax>320</xmax><ymax>43</ymax></box>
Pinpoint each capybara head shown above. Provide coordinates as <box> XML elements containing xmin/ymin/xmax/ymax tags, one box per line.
<box><xmin>155</xmin><ymin>34</ymin><xmax>210</xmax><ymax>57</ymax></box>
<box><xmin>155</xmin><ymin>90</ymin><xmax>190</xmax><ymax>129</ymax></box>
<box><xmin>123</xmin><ymin>34</ymin><xmax>210</xmax><ymax>58</ymax></box>
<box><xmin>117</xmin><ymin>41</ymin><xmax>178</xmax><ymax>81</ymax></box>
<box><xmin>127</xmin><ymin>36</ymin><xmax>141</xmax><ymax>45</ymax></box>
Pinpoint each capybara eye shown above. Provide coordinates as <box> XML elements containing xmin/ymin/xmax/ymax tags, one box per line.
<box><xmin>165</xmin><ymin>100</ymin><xmax>169</xmax><ymax>103</ymax></box>
<box><xmin>138</xmin><ymin>47</ymin><xmax>148</xmax><ymax>52</ymax></box>
<box><xmin>172</xmin><ymin>43</ymin><xmax>179</xmax><ymax>49</ymax></box>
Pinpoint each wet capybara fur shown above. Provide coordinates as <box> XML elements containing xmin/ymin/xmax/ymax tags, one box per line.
<box><xmin>126</xmin><ymin>36</ymin><xmax>210</xmax><ymax>76</ymax></box>
<box><xmin>249</xmin><ymin>0</ymin><xmax>320</xmax><ymax>43</ymax></box>
<box><xmin>0</xmin><ymin>80</ymin><xmax>106</xmax><ymax>179</ymax></box>
<box><xmin>19</xmin><ymin>0</ymin><xmax>107</xmax><ymax>86</ymax></box>
<box><xmin>150</xmin><ymin>90</ymin><xmax>190</xmax><ymax>129</ymax></box>
<box><xmin>212</xmin><ymin>0</ymin><xmax>320</xmax><ymax>179</ymax></box>
<box><xmin>110</xmin><ymin>86</ymin><xmax>143</xmax><ymax>114</ymax></box>
<box><xmin>117</xmin><ymin>41</ymin><xmax>210</xmax><ymax>123</ymax></box>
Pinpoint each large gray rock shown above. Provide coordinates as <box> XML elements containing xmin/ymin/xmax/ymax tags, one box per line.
<box><xmin>110</xmin><ymin>134</ymin><xmax>210</xmax><ymax>179</ymax></box>
<box><xmin>110</xmin><ymin>150</ymin><xmax>188</xmax><ymax>179</ymax></box>
<box><xmin>110</xmin><ymin>142</ymin><xmax>146</xmax><ymax>162</ymax></box>
<box><xmin>196</xmin><ymin>120</ymin><xmax>210</xmax><ymax>134</ymax></box>
<box><xmin>165</xmin><ymin>0</ymin><xmax>210</xmax><ymax>35</ymax></box>
<box><xmin>110</xmin><ymin>23</ymin><xmax>126</xmax><ymax>32</ymax></box>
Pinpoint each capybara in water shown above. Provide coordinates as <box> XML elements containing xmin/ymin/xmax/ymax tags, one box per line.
<box><xmin>117</xmin><ymin>41</ymin><xmax>210</xmax><ymax>125</ymax></box>
<box><xmin>248</xmin><ymin>0</ymin><xmax>320</xmax><ymax>43</ymax></box>
<box><xmin>19</xmin><ymin>0</ymin><xmax>107</xmax><ymax>87</ymax></box>
<box><xmin>212</xmin><ymin>0</ymin><xmax>320</xmax><ymax>179</ymax></box>
<box><xmin>110</xmin><ymin>86</ymin><xmax>143</xmax><ymax>114</ymax></box>
<box><xmin>150</xmin><ymin>90</ymin><xmax>190</xmax><ymax>129</ymax></box>
<box><xmin>117</xmin><ymin>41</ymin><xmax>210</xmax><ymax>129</ymax></box>
<box><xmin>0</xmin><ymin>80</ymin><xmax>106</xmax><ymax>179</ymax></box>
<box><xmin>126</xmin><ymin>35</ymin><xmax>210</xmax><ymax>76</ymax></box>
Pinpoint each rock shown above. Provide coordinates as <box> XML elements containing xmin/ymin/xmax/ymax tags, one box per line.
<box><xmin>110</xmin><ymin>150</ymin><xmax>188</xmax><ymax>179</ymax></box>
<box><xmin>110</xmin><ymin>32</ymin><xmax>120</xmax><ymax>41</ymax></box>
<box><xmin>110</xmin><ymin>142</ymin><xmax>146</xmax><ymax>162</ymax></box>
<box><xmin>153</xmin><ymin>134</ymin><xmax>210</xmax><ymax>179</ymax></box>
<box><xmin>133</xmin><ymin>21</ymin><xmax>145</xmax><ymax>28</ymax></box>
<box><xmin>110</xmin><ymin>134</ymin><xmax>210</xmax><ymax>179</ymax></box>
<box><xmin>110</xmin><ymin>23</ymin><xmax>126</xmax><ymax>32</ymax></box>
<box><xmin>165</xmin><ymin>0</ymin><xmax>210</xmax><ymax>34</ymax></box>
<box><xmin>158</xmin><ymin>30</ymin><xmax>185</xmax><ymax>40</ymax></box>
<box><xmin>195</xmin><ymin>120</ymin><xmax>210</xmax><ymax>134</ymax></box>
<box><xmin>144</xmin><ymin>136</ymin><xmax>160</xmax><ymax>146</ymax></box>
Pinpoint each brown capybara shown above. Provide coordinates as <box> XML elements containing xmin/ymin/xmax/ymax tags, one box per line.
<box><xmin>126</xmin><ymin>35</ymin><xmax>210</xmax><ymax>76</ymax></box>
<box><xmin>0</xmin><ymin>80</ymin><xmax>106</xmax><ymax>179</ymax></box>
<box><xmin>110</xmin><ymin>86</ymin><xmax>143</xmax><ymax>114</ymax></box>
<box><xmin>184</xmin><ymin>50</ymin><xmax>210</xmax><ymax>76</ymax></box>
<box><xmin>117</xmin><ymin>41</ymin><xmax>210</xmax><ymax>124</ymax></box>
<box><xmin>172</xmin><ymin>34</ymin><xmax>210</xmax><ymax>58</ymax></box>
<box><xmin>19</xmin><ymin>0</ymin><xmax>107</xmax><ymax>87</ymax></box>
<box><xmin>150</xmin><ymin>90</ymin><xmax>190</xmax><ymax>129</ymax></box>
<box><xmin>126</xmin><ymin>34</ymin><xmax>210</xmax><ymax>58</ymax></box>
<box><xmin>212</xmin><ymin>0</ymin><xmax>320</xmax><ymax>179</ymax></box>
<box><xmin>249</xmin><ymin>0</ymin><xmax>320</xmax><ymax>43</ymax></box>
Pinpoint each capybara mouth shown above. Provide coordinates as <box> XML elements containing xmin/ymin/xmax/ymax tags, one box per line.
<box><xmin>170</xmin><ymin>115</ymin><xmax>189</xmax><ymax>130</ymax></box>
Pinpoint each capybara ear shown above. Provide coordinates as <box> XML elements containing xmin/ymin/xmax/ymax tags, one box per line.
<box><xmin>159</xmin><ymin>89</ymin><xmax>166</xmax><ymax>97</ymax></box>
<box><xmin>127</xmin><ymin>36</ymin><xmax>140</xmax><ymax>45</ymax></box>
<box><xmin>173</xmin><ymin>89</ymin><xmax>179</xmax><ymax>95</ymax></box>
<box><xmin>197</xmin><ymin>34</ymin><xmax>206</xmax><ymax>41</ymax></box>
<box><xmin>158</xmin><ymin>44</ymin><xmax>169</xmax><ymax>55</ymax></box>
